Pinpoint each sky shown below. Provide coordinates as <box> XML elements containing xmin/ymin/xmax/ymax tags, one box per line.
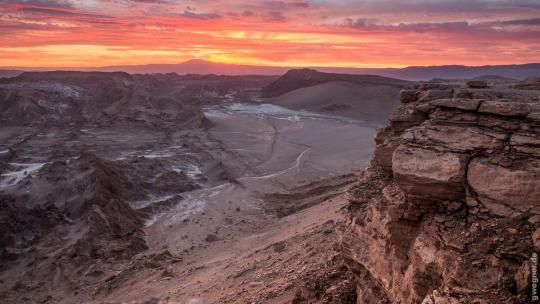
<box><xmin>0</xmin><ymin>0</ymin><xmax>539</xmax><ymax>68</ymax></box>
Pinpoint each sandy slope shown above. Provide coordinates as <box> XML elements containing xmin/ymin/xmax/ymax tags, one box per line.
<box><xmin>265</xmin><ymin>81</ymin><xmax>402</xmax><ymax>125</ymax></box>
<box><xmin>100</xmin><ymin>187</ymin><xmax>352</xmax><ymax>304</ymax></box>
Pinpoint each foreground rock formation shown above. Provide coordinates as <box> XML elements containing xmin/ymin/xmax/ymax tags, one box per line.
<box><xmin>341</xmin><ymin>82</ymin><xmax>540</xmax><ymax>303</ymax></box>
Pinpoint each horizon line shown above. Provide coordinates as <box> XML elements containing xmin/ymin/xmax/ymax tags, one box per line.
<box><xmin>2</xmin><ymin>60</ymin><xmax>540</xmax><ymax>71</ymax></box>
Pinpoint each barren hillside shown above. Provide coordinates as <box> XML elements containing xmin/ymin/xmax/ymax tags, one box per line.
<box><xmin>261</xmin><ymin>69</ymin><xmax>410</xmax><ymax>124</ymax></box>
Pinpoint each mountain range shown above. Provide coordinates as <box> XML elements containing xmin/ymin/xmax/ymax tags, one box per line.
<box><xmin>1</xmin><ymin>59</ymin><xmax>540</xmax><ymax>81</ymax></box>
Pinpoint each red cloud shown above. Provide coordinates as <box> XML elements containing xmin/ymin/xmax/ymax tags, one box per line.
<box><xmin>0</xmin><ymin>0</ymin><xmax>538</xmax><ymax>67</ymax></box>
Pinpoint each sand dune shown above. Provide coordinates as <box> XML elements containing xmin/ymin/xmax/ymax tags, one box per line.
<box><xmin>266</xmin><ymin>81</ymin><xmax>403</xmax><ymax>124</ymax></box>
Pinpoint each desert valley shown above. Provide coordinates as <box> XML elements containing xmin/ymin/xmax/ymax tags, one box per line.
<box><xmin>1</xmin><ymin>0</ymin><xmax>540</xmax><ymax>303</ymax></box>
<box><xmin>0</xmin><ymin>66</ymin><xmax>539</xmax><ymax>303</ymax></box>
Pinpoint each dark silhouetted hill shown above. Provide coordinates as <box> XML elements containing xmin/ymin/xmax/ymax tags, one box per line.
<box><xmin>260</xmin><ymin>69</ymin><xmax>410</xmax><ymax>98</ymax></box>
<box><xmin>3</xmin><ymin>61</ymin><xmax>539</xmax><ymax>80</ymax></box>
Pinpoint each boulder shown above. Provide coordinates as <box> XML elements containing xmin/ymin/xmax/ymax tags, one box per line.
<box><xmin>388</xmin><ymin>105</ymin><xmax>426</xmax><ymax>131</ymax></box>
<box><xmin>392</xmin><ymin>146</ymin><xmax>467</xmax><ymax>200</ymax></box>
<box><xmin>467</xmin><ymin>158</ymin><xmax>540</xmax><ymax>216</ymax></box>
<box><xmin>400</xmin><ymin>89</ymin><xmax>419</xmax><ymax>103</ymax></box>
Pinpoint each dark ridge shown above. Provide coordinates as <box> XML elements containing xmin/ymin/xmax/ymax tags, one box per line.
<box><xmin>0</xmin><ymin>69</ymin><xmax>23</xmax><ymax>79</ymax></box>
<box><xmin>9</xmin><ymin>70</ymin><xmax>132</xmax><ymax>83</ymax></box>
<box><xmin>473</xmin><ymin>74</ymin><xmax>516</xmax><ymax>81</ymax></box>
<box><xmin>260</xmin><ymin>68</ymin><xmax>410</xmax><ymax>98</ymax></box>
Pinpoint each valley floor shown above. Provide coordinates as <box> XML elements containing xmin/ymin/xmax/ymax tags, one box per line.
<box><xmin>0</xmin><ymin>102</ymin><xmax>374</xmax><ymax>303</ymax></box>
<box><xmin>106</xmin><ymin>189</ymin><xmax>352</xmax><ymax>304</ymax></box>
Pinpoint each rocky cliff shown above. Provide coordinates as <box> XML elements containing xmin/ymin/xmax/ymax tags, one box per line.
<box><xmin>341</xmin><ymin>81</ymin><xmax>540</xmax><ymax>303</ymax></box>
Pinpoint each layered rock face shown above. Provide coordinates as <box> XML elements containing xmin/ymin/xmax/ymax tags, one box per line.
<box><xmin>341</xmin><ymin>82</ymin><xmax>540</xmax><ymax>303</ymax></box>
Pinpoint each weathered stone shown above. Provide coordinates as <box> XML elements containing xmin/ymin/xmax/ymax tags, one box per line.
<box><xmin>529</xmin><ymin>215</ymin><xmax>540</xmax><ymax>224</ymax></box>
<box><xmin>405</xmin><ymin>125</ymin><xmax>505</xmax><ymax>152</ymax></box>
<box><xmin>393</xmin><ymin>146</ymin><xmax>467</xmax><ymax>199</ymax></box>
<box><xmin>429</xmin><ymin>98</ymin><xmax>481</xmax><ymax>111</ymax></box>
<box><xmin>530</xmin><ymin>104</ymin><xmax>540</xmax><ymax>112</ymax></box>
<box><xmin>510</xmin><ymin>132</ymin><xmax>540</xmax><ymax>146</ymax></box>
<box><xmin>456</xmin><ymin>89</ymin><xmax>501</xmax><ymax>100</ymax></box>
<box><xmin>467</xmin><ymin>158</ymin><xmax>540</xmax><ymax>216</ymax></box>
<box><xmin>453</xmin><ymin>89</ymin><xmax>473</xmax><ymax>99</ymax></box>
<box><xmin>343</xmin><ymin>82</ymin><xmax>540</xmax><ymax>304</ymax></box>
<box><xmin>466</xmin><ymin>195</ymin><xmax>479</xmax><ymax>207</ymax></box>
<box><xmin>373</xmin><ymin>128</ymin><xmax>399</xmax><ymax>171</ymax></box>
<box><xmin>418</xmin><ymin>89</ymin><xmax>454</xmax><ymax>103</ymax></box>
<box><xmin>477</xmin><ymin>114</ymin><xmax>521</xmax><ymax>130</ymax></box>
<box><xmin>389</xmin><ymin>105</ymin><xmax>426</xmax><ymax>131</ymax></box>
<box><xmin>400</xmin><ymin>89</ymin><xmax>419</xmax><ymax>103</ymax></box>
<box><xmin>510</xmin><ymin>133</ymin><xmax>540</xmax><ymax>155</ymax></box>
<box><xmin>478</xmin><ymin>100</ymin><xmax>530</xmax><ymax>116</ymax></box>
<box><xmin>428</xmin><ymin>108</ymin><xmax>479</xmax><ymax>125</ymax></box>
<box><xmin>416</xmin><ymin>102</ymin><xmax>437</xmax><ymax>113</ymax></box>
<box><xmin>527</xmin><ymin>111</ymin><xmax>540</xmax><ymax>122</ymax></box>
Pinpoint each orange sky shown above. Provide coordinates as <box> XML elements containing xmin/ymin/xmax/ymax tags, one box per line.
<box><xmin>1</xmin><ymin>0</ymin><xmax>539</xmax><ymax>68</ymax></box>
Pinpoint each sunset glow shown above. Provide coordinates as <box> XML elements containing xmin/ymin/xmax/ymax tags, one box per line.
<box><xmin>1</xmin><ymin>0</ymin><xmax>539</xmax><ymax>68</ymax></box>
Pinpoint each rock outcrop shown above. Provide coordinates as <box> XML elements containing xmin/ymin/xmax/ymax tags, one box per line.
<box><xmin>0</xmin><ymin>153</ymin><xmax>149</xmax><ymax>302</ymax></box>
<box><xmin>512</xmin><ymin>77</ymin><xmax>540</xmax><ymax>90</ymax></box>
<box><xmin>341</xmin><ymin>82</ymin><xmax>540</xmax><ymax>303</ymax></box>
<box><xmin>0</xmin><ymin>71</ymin><xmax>214</xmax><ymax>128</ymax></box>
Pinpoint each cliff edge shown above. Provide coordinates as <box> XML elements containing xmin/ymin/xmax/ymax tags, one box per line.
<box><xmin>341</xmin><ymin>80</ymin><xmax>540</xmax><ymax>303</ymax></box>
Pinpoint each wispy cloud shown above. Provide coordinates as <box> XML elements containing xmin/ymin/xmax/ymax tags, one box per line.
<box><xmin>20</xmin><ymin>6</ymin><xmax>114</xmax><ymax>19</ymax></box>
<box><xmin>0</xmin><ymin>0</ymin><xmax>538</xmax><ymax>67</ymax></box>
